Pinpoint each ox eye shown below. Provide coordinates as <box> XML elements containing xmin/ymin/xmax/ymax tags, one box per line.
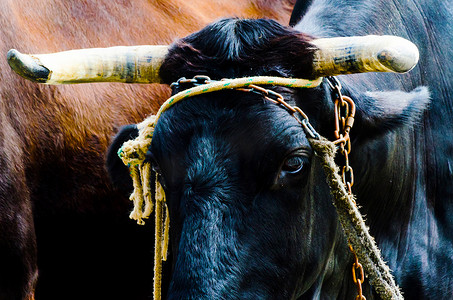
<box><xmin>273</xmin><ymin>150</ymin><xmax>310</xmax><ymax>189</ymax></box>
<box><xmin>282</xmin><ymin>155</ymin><xmax>307</xmax><ymax>174</ymax></box>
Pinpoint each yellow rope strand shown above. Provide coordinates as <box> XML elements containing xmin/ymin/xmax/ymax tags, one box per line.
<box><xmin>162</xmin><ymin>203</ymin><xmax>170</xmax><ymax>261</ymax></box>
<box><xmin>154</xmin><ymin>76</ymin><xmax>322</xmax><ymax>121</ymax></box>
<box><xmin>128</xmin><ymin>165</ymin><xmax>145</xmax><ymax>225</ymax></box>
<box><xmin>141</xmin><ymin>162</ymin><xmax>154</xmax><ymax>218</ymax></box>
<box><xmin>153</xmin><ymin>177</ymin><xmax>165</xmax><ymax>300</ymax></box>
<box><xmin>119</xmin><ymin>115</ymin><xmax>157</xmax><ymax>168</ymax></box>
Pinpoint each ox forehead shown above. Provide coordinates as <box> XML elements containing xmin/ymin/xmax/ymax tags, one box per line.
<box><xmin>151</xmin><ymin>89</ymin><xmax>312</xmax><ymax>190</ymax></box>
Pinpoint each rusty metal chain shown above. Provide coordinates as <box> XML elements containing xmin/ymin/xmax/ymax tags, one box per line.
<box><xmin>238</xmin><ymin>84</ymin><xmax>320</xmax><ymax>139</ymax></box>
<box><xmin>350</xmin><ymin>244</ymin><xmax>366</xmax><ymax>300</ymax></box>
<box><xmin>170</xmin><ymin>75</ymin><xmax>212</xmax><ymax>89</ymax></box>
<box><xmin>171</xmin><ymin>76</ymin><xmax>321</xmax><ymax>139</ymax></box>
<box><xmin>327</xmin><ymin>77</ymin><xmax>364</xmax><ymax>300</ymax></box>
<box><xmin>329</xmin><ymin>76</ymin><xmax>356</xmax><ymax>195</ymax></box>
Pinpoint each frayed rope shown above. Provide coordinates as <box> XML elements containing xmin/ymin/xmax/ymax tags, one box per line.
<box><xmin>309</xmin><ymin>137</ymin><xmax>403</xmax><ymax>300</ymax></box>
<box><xmin>118</xmin><ymin>115</ymin><xmax>169</xmax><ymax>300</ymax></box>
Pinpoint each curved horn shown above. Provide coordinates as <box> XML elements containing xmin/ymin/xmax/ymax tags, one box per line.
<box><xmin>311</xmin><ymin>35</ymin><xmax>419</xmax><ymax>77</ymax></box>
<box><xmin>7</xmin><ymin>45</ymin><xmax>168</xmax><ymax>84</ymax></box>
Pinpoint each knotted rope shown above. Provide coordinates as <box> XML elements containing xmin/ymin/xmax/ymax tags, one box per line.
<box><xmin>117</xmin><ymin>75</ymin><xmax>401</xmax><ymax>300</ymax></box>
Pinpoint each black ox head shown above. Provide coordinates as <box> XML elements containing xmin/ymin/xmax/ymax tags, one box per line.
<box><xmin>8</xmin><ymin>18</ymin><xmax>429</xmax><ymax>299</ymax></box>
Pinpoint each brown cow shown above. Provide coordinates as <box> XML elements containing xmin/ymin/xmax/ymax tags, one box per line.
<box><xmin>0</xmin><ymin>1</ymin><xmax>294</xmax><ymax>299</ymax></box>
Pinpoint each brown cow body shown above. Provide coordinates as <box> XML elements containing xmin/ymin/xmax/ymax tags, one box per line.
<box><xmin>0</xmin><ymin>1</ymin><xmax>294</xmax><ymax>299</ymax></box>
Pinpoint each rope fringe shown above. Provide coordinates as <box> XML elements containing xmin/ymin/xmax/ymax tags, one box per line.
<box><xmin>141</xmin><ymin>162</ymin><xmax>154</xmax><ymax>218</ymax></box>
<box><xmin>128</xmin><ymin>165</ymin><xmax>146</xmax><ymax>225</ymax></box>
<box><xmin>162</xmin><ymin>204</ymin><xmax>170</xmax><ymax>261</ymax></box>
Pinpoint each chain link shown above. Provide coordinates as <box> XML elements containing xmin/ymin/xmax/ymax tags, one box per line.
<box><xmin>350</xmin><ymin>244</ymin><xmax>366</xmax><ymax>300</ymax></box>
<box><xmin>170</xmin><ymin>75</ymin><xmax>212</xmax><ymax>89</ymax></box>
<box><xmin>239</xmin><ymin>84</ymin><xmax>320</xmax><ymax>139</ymax></box>
<box><xmin>330</xmin><ymin>76</ymin><xmax>356</xmax><ymax>195</ymax></box>
<box><xmin>328</xmin><ymin>77</ymin><xmax>364</xmax><ymax>300</ymax></box>
<box><xmin>170</xmin><ymin>76</ymin><xmax>321</xmax><ymax>139</ymax></box>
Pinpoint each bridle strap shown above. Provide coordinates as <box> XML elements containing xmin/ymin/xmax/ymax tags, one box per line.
<box><xmin>117</xmin><ymin>75</ymin><xmax>401</xmax><ymax>300</ymax></box>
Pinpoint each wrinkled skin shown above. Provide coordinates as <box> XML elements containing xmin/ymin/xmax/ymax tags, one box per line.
<box><xmin>108</xmin><ymin>16</ymin><xmax>438</xmax><ymax>298</ymax></box>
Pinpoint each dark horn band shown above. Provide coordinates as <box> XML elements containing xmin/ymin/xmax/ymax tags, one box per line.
<box><xmin>7</xmin><ymin>49</ymin><xmax>50</xmax><ymax>83</ymax></box>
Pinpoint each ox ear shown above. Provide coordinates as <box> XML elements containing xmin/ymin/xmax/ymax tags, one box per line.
<box><xmin>106</xmin><ymin>125</ymin><xmax>139</xmax><ymax>194</ymax></box>
<box><xmin>352</xmin><ymin>86</ymin><xmax>430</xmax><ymax>138</ymax></box>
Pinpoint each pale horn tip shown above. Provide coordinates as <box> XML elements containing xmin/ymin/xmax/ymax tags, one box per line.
<box><xmin>7</xmin><ymin>49</ymin><xmax>50</xmax><ymax>83</ymax></box>
<box><xmin>376</xmin><ymin>37</ymin><xmax>420</xmax><ymax>73</ymax></box>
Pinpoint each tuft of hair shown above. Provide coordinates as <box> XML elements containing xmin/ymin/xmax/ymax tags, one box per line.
<box><xmin>160</xmin><ymin>18</ymin><xmax>316</xmax><ymax>84</ymax></box>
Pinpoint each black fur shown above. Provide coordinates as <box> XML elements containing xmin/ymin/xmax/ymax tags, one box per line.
<box><xmin>160</xmin><ymin>18</ymin><xmax>316</xmax><ymax>83</ymax></box>
<box><xmin>289</xmin><ymin>0</ymin><xmax>314</xmax><ymax>26</ymax></box>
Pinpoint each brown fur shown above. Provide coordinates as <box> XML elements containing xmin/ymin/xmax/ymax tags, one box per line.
<box><xmin>0</xmin><ymin>1</ymin><xmax>294</xmax><ymax>299</ymax></box>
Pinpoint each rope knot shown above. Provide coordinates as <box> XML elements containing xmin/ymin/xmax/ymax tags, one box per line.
<box><xmin>118</xmin><ymin>115</ymin><xmax>157</xmax><ymax>166</ymax></box>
